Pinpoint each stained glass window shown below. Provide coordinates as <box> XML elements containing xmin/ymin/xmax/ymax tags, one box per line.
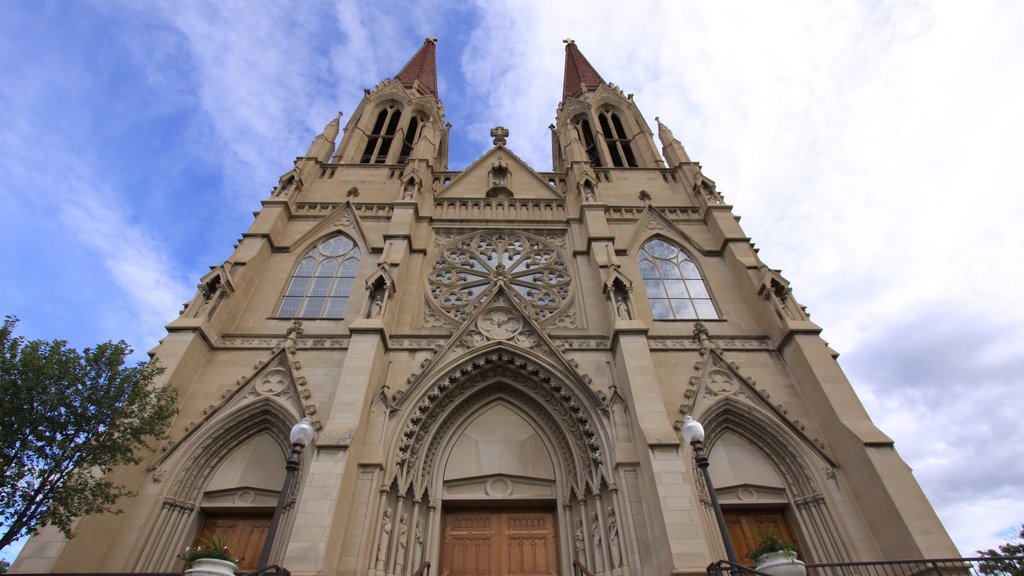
<box><xmin>639</xmin><ymin>238</ymin><xmax>716</xmax><ymax>320</ymax></box>
<box><xmin>277</xmin><ymin>234</ymin><xmax>360</xmax><ymax>319</ymax></box>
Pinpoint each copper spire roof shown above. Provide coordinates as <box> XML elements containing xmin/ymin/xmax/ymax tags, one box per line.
<box><xmin>396</xmin><ymin>37</ymin><xmax>438</xmax><ymax>97</ymax></box>
<box><xmin>562</xmin><ymin>39</ymin><xmax>604</xmax><ymax>99</ymax></box>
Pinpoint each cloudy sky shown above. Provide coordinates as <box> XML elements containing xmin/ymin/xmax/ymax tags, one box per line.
<box><xmin>2</xmin><ymin>0</ymin><xmax>1023</xmax><ymax>561</ymax></box>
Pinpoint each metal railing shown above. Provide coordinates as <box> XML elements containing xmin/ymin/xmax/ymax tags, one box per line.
<box><xmin>411</xmin><ymin>561</ymin><xmax>431</xmax><ymax>576</ymax></box>
<box><xmin>708</xmin><ymin>556</ymin><xmax>1024</xmax><ymax>576</ymax></box>
<box><xmin>573</xmin><ymin>559</ymin><xmax>595</xmax><ymax>576</ymax></box>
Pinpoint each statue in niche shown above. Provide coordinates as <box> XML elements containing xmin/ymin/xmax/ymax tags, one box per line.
<box><xmin>615</xmin><ymin>294</ymin><xmax>631</xmax><ymax>320</ymax></box>
<box><xmin>369</xmin><ymin>289</ymin><xmax>385</xmax><ymax>319</ymax></box>
<box><xmin>583</xmin><ymin>180</ymin><xmax>596</xmax><ymax>202</ymax></box>
<box><xmin>395</xmin><ymin>513</ymin><xmax>408</xmax><ymax>572</ymax></box>
<box><xmin>414</xmin><ymin>519</ymin><xmax>424</xmax><ymax>560</ymax></box>
<box><xmin>591</xmin><ymin>511</ymin><xmax>602</xmax><ymax>550</ymax></box>
<box><xmin>608</xmin><ymin>507</ymin><xmax>621</xmax><ymax>568</ymax></box>
<box><xmin>574</xmin><ymin>517</ymin><xmax>585</xmax><ymax>557</ymax></box>
<box><xmin>401</xmin><ymin>179</ymin><xmax>416</xmax><ymax>200</ymax></box>
<box><xmin>375</xmin><ymin>508</ymin><xmax>392</xmax><ymax>571</ymax></box>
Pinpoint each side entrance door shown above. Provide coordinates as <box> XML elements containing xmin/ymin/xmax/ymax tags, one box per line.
<box><xmin>441</xmin><ymin>508</ymin><xmax>559</xmax><ymax>576</ymax></box>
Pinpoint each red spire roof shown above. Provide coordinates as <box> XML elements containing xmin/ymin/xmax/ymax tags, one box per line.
<box><xmin>396</xmin><ymin>38</ymin><xmax>438</xmax><ymax>97</ymax></box>
<box><xmin>562</xmin><ymin>40</ymin><xmax>604</xmax><ymax>99</ymax></box>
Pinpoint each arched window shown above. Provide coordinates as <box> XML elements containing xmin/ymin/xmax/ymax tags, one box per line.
<box><xmin>277</xmin><ymin>234</ymin><xmax>360</xmax><ymax>318</ymax></box>
<box><xmin>638</xmin><ymin>238</ymin><xmax>716</xmax><ymax>319</ymax></box>
<box><xmin>598</xmin><ymin>110</ymin><xmax>637</xmax><ymax>167</ymax></box>
<box><xmin>398</xmin><ymin>115</ymin><xmax>421</xmax><ymax>164</ymax></box>
<box><xmin>361</xmin><ymin>105</ymin><xmax>402</xmax><ymax>164</ymax></box>
<box><xmin>576</xmin><ymin>117</ymin><xmax>602</xmax><ymax>167</ymax></box>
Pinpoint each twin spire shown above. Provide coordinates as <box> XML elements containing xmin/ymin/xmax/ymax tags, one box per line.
<box><xmin>392</xmin><ymin>37</ymin><xmax>606</xmax><ymax>101</ymax></box>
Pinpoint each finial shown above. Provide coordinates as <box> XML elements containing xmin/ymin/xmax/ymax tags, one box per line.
<box><xmin>426</xmin><ymin>37</ymin><xmax>438</xmax><ymax>43</ymax></box>
<box><xmin>490</xmin><ymin>126</ymin><xmax>509</xmax><ymax>146</ymax></box>
<box><xmin>563</xmin><ymin>38</ymin><xmax>575</xmax><ymax>45</ymax></box>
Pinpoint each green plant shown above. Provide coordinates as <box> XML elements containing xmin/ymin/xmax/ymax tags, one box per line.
<box><xmin>180</xmin><ymin>536</ymin><xmax>239</xmax><ymax>564</ymax></box>
<box><xmin>748</xmin><ymin>528</ymin><xmax>796</xmax><ymax>562</ymax></box>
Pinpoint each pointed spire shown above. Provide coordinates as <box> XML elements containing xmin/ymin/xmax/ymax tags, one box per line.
<box><xmin>396</xmin><ymin>37</ymin><xmax>438</xmax><ymax>97</ymax></box>
<box><xmin>562</xmin><ymin>39</ymin><xmax>604</xmax><ymax>99</ymax></box>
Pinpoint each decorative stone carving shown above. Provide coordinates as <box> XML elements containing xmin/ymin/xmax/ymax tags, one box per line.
<box><xmin>255</xmin><ymin>368</ymin><xmax>288</xmax><ymax>396</ymax></box>
<box><xmin>477</xmin><ymin>307</ymin><xmax>522</xmax><ymax>340</ymax></box>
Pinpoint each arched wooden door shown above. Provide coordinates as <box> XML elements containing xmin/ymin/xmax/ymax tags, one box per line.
<box><xmin>441</xmin><ymin>508</ymin><xmax>559</xmax><ymax>576</ymax></box>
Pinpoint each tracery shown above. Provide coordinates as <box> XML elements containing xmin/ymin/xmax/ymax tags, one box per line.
<box><xmin>429</xmin><ymin>231</ymin><xmax>572</xmax><ymax>322</ymax></box>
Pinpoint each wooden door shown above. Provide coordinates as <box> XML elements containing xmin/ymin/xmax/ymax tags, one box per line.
<box><xmin>195</xmin><ymin>512</ymin><xmax>272</xmax><ymax>572</ymax></box>
<box><xmin>442</xmin><ymin>509</ymin><xmax>559</xmax><ymax>576</ymax></box>
<box><xmin>723</xmin><ymin>509</ymin><xmax>797</xmax><ymax>566</ymax></box>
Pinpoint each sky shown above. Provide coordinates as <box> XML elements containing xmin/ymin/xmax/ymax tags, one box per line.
<box><xmin>2</xmin><ymin>0</ymin><xmax>1023</xmax><ymax>562</ymax></box>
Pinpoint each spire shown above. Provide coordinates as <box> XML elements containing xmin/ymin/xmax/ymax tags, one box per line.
<box><xmin>396</xmin><ymin>37</ymin><xmax>438</xmax><ymax>97</ymax></box>
<box><xmin>562</xmin><ymin>39</ymin><xmax>604</xmax><ymax>99</ymax></box>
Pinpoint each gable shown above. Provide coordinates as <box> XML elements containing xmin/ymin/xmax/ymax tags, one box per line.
<box><xmin>438</xmin><ymin>147</ymin><xmax>562</xmax><ymax>199</ymax></box>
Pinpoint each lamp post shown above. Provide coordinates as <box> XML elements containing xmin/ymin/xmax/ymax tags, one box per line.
<box><xmin>682</xmin><ymin>416</ymin><xmax>741</xmax><ymax>573</ymax></box>
<box><xmin>257</xmin><ymin>417</ymin><xmax>316</xmax><ymax>575</ymax></box>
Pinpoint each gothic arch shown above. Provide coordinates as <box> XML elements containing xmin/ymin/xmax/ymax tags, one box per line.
<box><xmin>134</xmin><ymin>399</ymin><xmax>306</xmax><ymax>571</ymax></box>
<box><xmin>368</xmin><ymin>346</ymin><xmax>636</xmax><ymax>576</ymax></box>
<box><xmin>389</xmin><ymin>345</ymin><xmax>611</xmax><ymax>497</ymax></box>
<box><xmin>692</xmin><ymin>398</ymin><xmax>853</xmax><ymax>563</ymax></box>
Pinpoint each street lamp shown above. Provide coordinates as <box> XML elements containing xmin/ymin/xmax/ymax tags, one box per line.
<box><xmin>257</xmin><ymin>417</ymin><xmax>316</xmax><ymax>575</ymax></box>
<box><xmin>682</xmin><ymin>416</ymin><xmax>741</xmax><ymax>573</ymax></box>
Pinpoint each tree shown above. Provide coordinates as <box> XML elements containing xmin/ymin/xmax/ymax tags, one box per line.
<box><xmin>0</xmin><ymin>316</ymin><xmax>177</xmax><ymax>551</ymax></box>
<box><xmin>977</xmin><ymin>524</ymin><xmax>1024</xmax><ymax>576</ymax></box>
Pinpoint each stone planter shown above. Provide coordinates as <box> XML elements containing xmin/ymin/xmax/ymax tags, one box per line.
<box><xmin>754</xmin><ymin>551</ymin><xmax>806</xmax><ymax>576</ymax></box>
<box><xmin>184</xmin><ymin>558</ymin><xmax>238</xmax><ymax>576</ymax></box>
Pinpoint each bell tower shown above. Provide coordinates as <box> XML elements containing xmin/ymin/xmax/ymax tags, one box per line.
<box><xmin>553</xmin><ymin>39</ymin><xmax>663</xmax><ymax>174</ymax></box>
<box><xmin>333</xmin><ymin>37</ymin><xmax>448</xmax><ymax>170</ymax></box>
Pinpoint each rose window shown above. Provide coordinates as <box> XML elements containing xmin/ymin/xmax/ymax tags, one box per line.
<box><xmin>429</xmin><ymin>232</ymin><xmax>572</xmax><ymax>322</ymax></box>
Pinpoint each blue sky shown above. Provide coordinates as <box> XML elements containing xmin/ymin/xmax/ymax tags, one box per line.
<box><xmin>3</xmin><ymin>0</ymin><xmax>1024</xmax><ymax>561</ymax></box>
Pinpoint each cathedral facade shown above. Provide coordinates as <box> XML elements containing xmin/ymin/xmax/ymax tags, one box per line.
<box><xmin>14</xmin><ymin>39</ymin><xmax>957</xmax><ymax>576</ymax></box>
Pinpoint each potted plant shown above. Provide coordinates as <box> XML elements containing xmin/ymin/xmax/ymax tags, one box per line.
<box><xmin>747</xmin><ymin>529</ymin><xmax>805</xmax><ymax>576</ymax></box>
<box><xmin>181</xmin><ymin>537</ymin><xmax>239</xmax><ymax>576</ymax></box>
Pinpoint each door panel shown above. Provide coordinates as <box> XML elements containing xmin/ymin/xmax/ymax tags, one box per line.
<box><xmin>723</xmin><ymin>509</ymin><xmax>797</xmax><ymax>566</ymax></box>
<box><xmin>195</xmin><ymin>512</ymin><xmax>272</xmax><ymax>572</ymax></box>
<box><xmin>442</xmin><ymin>509</ymin><xmax>558</xmax><ymax>576</ymax></box>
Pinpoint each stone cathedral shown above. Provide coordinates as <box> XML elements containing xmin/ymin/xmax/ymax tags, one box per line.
<box><xmin>14</xmin><ymin>39</ymin><xmax>958</xmax><ymax>576</ymax></box>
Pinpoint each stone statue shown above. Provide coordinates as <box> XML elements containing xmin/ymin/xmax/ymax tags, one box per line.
<box><xmin>608</xmin><ymin>507</ymin><xmax>621</xmax><ymax>568</ymax></box>
<box><xmin>375</xmin><ymin>508</ymin><xmax>392</xmax><ymax>570</ymax></box>
<box><xmin>395</xmin><ymin>513</ymin><xmax>408</xmax><ymax>572</ymax></box>
<box><xmin>591</xmin><ymin>511</ymin><xmax>602</xmax><ymax>549</ymax></box>
<box><xmin>369</xmin><ymin>291</ymin><xmax>384</xmax><ymax>318</ymax></box>
<box><xmin>575</xmin><ymin>517</ymin><xmax>585</xmax><ymax>557</ymax></box>
<box><xmin>615</xmin><ymin>294</ymin><xmax>631</xmax><ymax>320</ymax></box>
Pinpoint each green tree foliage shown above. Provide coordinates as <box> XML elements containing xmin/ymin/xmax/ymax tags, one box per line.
<box><xmin>977</xmin><ymin>524</ymin><xmax>1024</xmax><ymax>576</ymax></box>
<box><xmin>0</xmin><ymin>316</ymin><xmax>177</xmax><ymax>551</ymax></box>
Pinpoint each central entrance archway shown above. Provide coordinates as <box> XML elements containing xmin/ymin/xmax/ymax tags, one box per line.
<box><xmin>441</xmin><ymin>508</ymin><xmax>559</xmax><ymax>576</ymax></box>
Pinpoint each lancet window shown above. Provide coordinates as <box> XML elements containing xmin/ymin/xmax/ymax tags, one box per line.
<box><xmin>599</xmin><ymin>110</ymin><xmax>637</xmax><ymax>167</ymax></box>
<box><xmin>576</xmin><ymin>117</ymin><xmax>602</xmax><ymax>167</ymax></box>
<box><xmin>277</xmin><ymin>234</ymin><xmax>360</xmax><ymax>318</ymax></box>
<box><xmin>361</xmin><ymin>105</ymin><xmax>403</xmax><ymax>164</ymax></box>
<box><xmin>639</xmin><ymin>238</ymin><xmax>716</xmax><ymax>319</ymax></box>
<box><xmin>398</xmin><ymin>115</ymin><xmax>421</xmax><ymax>164</ymax></box>
<box><xmin>429</xmin><ymin>232</ymin><xmax>572</xmax><ymax>321</ymax></box>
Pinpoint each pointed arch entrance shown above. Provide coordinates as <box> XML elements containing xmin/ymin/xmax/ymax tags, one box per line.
<box><xmin>368</xmin><ymin>348</ymin><xmax>633</xmax><ymax>576</ymax></box>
